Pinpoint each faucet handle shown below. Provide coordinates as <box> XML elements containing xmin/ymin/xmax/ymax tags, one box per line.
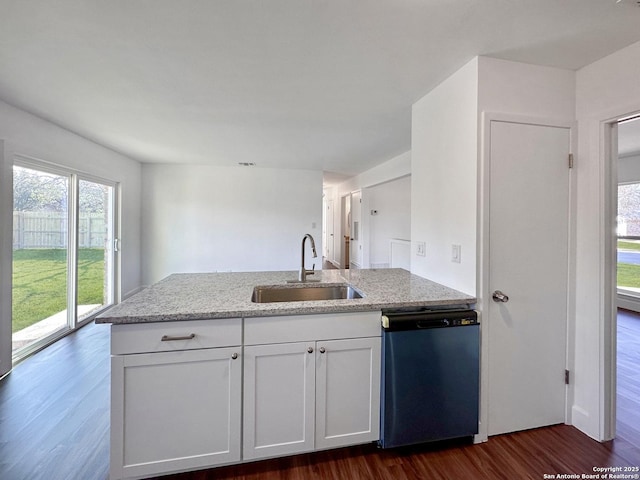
<box><xmin>308</xmin><ymin>264</ymin><xmax>316</xmax><ymax>275</ymax></box>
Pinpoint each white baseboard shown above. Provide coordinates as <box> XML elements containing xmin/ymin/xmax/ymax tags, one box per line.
<box><xmin>122</xmin><ymin>286</ymin><xmax>145</xmax><ymax>300</ymax></box>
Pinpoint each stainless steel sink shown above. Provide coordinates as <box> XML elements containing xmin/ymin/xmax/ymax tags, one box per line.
<box><xmin>251</xmin><ymin>284</ymin><xmax>363</xmax><ymax>303</ymax></box>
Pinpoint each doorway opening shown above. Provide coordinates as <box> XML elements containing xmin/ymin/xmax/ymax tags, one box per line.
<box><xmin>341</xmin><ymin>194</ymin><xmax>351</xmax><ymax>269</ymax></box>
<box><xmin>617</xmin><ymin>116</ymin><xmax>640</xmax><ymax>301</ymax></box>
<box><xmin>11</xmin><ymin>159</ymin><xmax>118</xmax><ymax>363</ymax></box>
<box><xmin>613</xmin><ymin>114</ymin><xmax>640</xmax><ymax>447</ymax></box>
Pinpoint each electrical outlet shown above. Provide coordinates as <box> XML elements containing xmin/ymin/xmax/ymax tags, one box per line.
<box><xmin>452</xmin><ymin>244</ymin><xmax>461</xmax><ymax>263</ymax></box>
<box><xmin>416</xmin><ymin>242</ymin><xmax>426</xmax><ymax>257</ymax></box>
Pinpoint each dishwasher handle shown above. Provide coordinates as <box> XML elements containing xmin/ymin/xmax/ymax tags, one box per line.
<box><xmin>417</xmin><ymin>318</ymin><xmax>450</xmax><ymax>328</ymax></box>
<box><xmin>382</xmin><ymin>309</ymin><xmax>477</xmax><ymax>331</ymax></box>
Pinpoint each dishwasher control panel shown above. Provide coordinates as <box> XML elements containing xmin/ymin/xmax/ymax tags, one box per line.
<box><xmin>381</xmin><ymin>308</ymin><xmax>477</xmax><ymax>331</ymax></box>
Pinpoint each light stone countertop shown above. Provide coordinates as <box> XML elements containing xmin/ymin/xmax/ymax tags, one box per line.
<box><xmin>95</xmin><ymin>269</ymin><xmax>476</xmax><ymax>324</ymax></box>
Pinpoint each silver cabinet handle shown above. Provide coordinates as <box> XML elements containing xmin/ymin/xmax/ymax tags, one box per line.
<box><xmin>492</xmin><ymin>290</ymin><xmax>509</xmax><ymax>303</ymax></box>
<box><xmin>319</xmin><ymin>347</ymin><xmax>326</xmax><ymax>354</ymax></box>
<box><xmin>231</xmin><ymin>352</ymin><xmax>238</xmax><ymax>360</ymax></box>
<box><xmin>307</xmin><ymin>346</ymin><xmax>314</xmax><ymax>354</ymax></box>
<box><xmin>161</xmin><ymin>333</ymin><xmax>196</xmax><ymax>342</ymax></box>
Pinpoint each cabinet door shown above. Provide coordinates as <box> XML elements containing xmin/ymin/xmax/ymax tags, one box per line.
<box><xmin>315</xmin><ymin>337</ymin><xmax>381</xmax><ymax>450</ymax></box>
<box><xmin>110</xmin><ymin>347</ymin><xmax>241</xmax><ymax>480</ymax></box>
<box><xmin>243</xmin><ymin>342</ymin><xmax>315</xmax><ymax>460</ymax></box>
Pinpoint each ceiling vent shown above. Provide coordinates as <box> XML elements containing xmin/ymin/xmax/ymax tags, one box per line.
<box><xmin>238</xmin><ymin>162</ymin><xmax>256</xmax><ymax>167</ymax></box>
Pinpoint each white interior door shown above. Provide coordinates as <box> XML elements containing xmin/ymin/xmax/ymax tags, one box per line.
<box><xmin>350</xmin><ymin>191</ymin><xmax>362</xmax><ymax>267</ymax></box>
<box><xmin>487</xmin><ymin>120</ymin><xmax>570</xmax><ymax>436</ymax></box>
<box><xmin>326</xmin><ymin>199</ymin><xmax>335</xmax><ymax>264</ymax></box>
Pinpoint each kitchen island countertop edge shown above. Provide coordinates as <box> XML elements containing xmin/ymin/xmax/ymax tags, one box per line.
<box><xmin>96</xmin><ymin>269</ymin><xmax>476</xmax><ymax>324</ymax></box>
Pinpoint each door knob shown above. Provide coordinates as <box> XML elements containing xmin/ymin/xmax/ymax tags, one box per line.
<box><xmin>492</xmin><ymin>290</ymin><xmax>509</xmax><ymax>303</ymax></box>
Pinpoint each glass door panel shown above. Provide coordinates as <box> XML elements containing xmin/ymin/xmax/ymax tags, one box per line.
<box><xmin>617</xmin><ymin>182</ymin><xmax>640</xmax><ymax>295</ymax></box>
<box><xmin>77</xmin><ymin>179</ymin><xmax>115</xmax><ymax>322</ymax></box>
<box><xmin>12</xmin><ymin>166</ymin><xmax>70</xmax><ymax>353</ymax></box>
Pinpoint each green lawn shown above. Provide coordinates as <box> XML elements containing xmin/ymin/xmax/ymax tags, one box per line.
<box><xmin>12</xmin><ymin>248</ymin><xmax>105</xmax><ymax>333</ymax></box>
<box><xmin>618</xmin><ymin>240</ymin><xmax>640</xmax><ymax>252</ymax></box>
<box><xmin>618</xmin><ymin>239</ymin><xmax>640</xmax><ymax>289</ymax></box>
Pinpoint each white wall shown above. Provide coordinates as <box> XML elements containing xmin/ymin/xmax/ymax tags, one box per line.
<box><xmin>477</xmin><ymin>57</ymin><xmax>576</xmax><ymax>119</ymax></box>
<box><xmin>575</xmin><ymin>40</ymin><xmax>640</xmax><ymax>441</ymax></box>
<box><xmin>475</xmin><ymin>56</ymin><xmax>577</xmax><ymax>441</ymax></box>
<box><xmin>142</xmin><ymin>164</ymin><xmax>322</xmax><ymax>284</ymax></box>
<box><xmin>367</xmin><ymin>175</ymin><xmax>411</xmax><ymax>268</ymax></box>
<box><xmin>411</xmin><ymin>56</ymin><xmax>577</xmax><ymax>441</ymax></box>
<box><xmin>0</xmin><ymin>99</ymin><xmax>142</xmax><ymax>375</ymax></box>
<box><xmin>337</xmin><ymin>151</ymin><xmax>411</xmax><ymax>196</ymax></box>
<box><xmin>411</xmin><ymin>58</ymin><xmax>478</xmax><ymax>295</ymax></box>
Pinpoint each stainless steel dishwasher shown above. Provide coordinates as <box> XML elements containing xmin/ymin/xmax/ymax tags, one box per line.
<box><xmin>379</xmin><ymin>307</ymin><xmax>480</xmax><ymax>448</ymax></box>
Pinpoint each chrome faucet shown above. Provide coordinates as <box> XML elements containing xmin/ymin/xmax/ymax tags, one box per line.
<box><xmin>299</xmin><ymin>233</ymin><xmax>318</xmax><ymax>282</ymax></box>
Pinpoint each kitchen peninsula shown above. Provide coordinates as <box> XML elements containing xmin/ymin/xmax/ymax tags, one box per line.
<box><xmin>97</xmin><ymin>268</ymin><xmax>475</xmax><ymax>480</ymax></box>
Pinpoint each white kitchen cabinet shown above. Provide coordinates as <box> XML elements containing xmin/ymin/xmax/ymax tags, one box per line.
<box><xmin>110</xmin><ymin>319</ymin><xmax>242</xmax><ymax>480</ymax></box>
<box><xmin>315</xmin><ymin>337</ymin><xmax>380</xmax><ymax>450</ymax></box>
<box><xmin>243</xmin><ymin>342</ymin><xmax>316</xmax><ymax>460</ymax></box>
<box><xmin>109</xmin><ymin>312</ymin><xmax>381</xmax><ymax>477</ymax></box>
<box><xmin>243</xmin><ymin>312</ymin><xmax>381</xmax><ymax>460</ymax></box>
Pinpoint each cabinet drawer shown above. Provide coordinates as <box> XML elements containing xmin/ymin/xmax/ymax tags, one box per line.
<box><xmin>111</xmin><ymin>318</ymin><xmax>242</xmax><ymax>355</ymax></box>
<box><xmin>244</xmin><ymin>311</ymin><xmax>381</xmax><ymax>345</ymax></box>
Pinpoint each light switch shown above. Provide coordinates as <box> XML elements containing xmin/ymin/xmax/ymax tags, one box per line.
<box><xmin>452</xmin><ymin>244</ymin><xmax>461</xmax><ymax>263</ymax></box>
<box><xmin>416</xmin><ymin>242</ymin><xmax>426</xmax><ymax>257</ymax></box>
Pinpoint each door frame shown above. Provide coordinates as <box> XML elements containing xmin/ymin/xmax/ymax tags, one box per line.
<box><xmin>323</xmin><ymin>196</ymin><xmax>336</xmax><ymax>265</ymax></box>
<box><xmin>9</xmin><ymin>154</ymin><xmax>120</xmax><ymax>365</ymax></box>
<box><xmin>0</xmin><ymin>140</ymin><xmax>10</xmax><ymax>379</ymax></box>
<box><xmin>350</xmin><ymin>190</ymin><xmax>363</xmax><ymax>268</ymax></box>
<box><xmin>603</xmin><ymin>119</ymin><xmax>618</xmax><ymax>441</ymax></box>
<box><xmin>602</xmin><ymin>109</ymin><xmax>640</xmax><ymax>441</ymax></box>
<box><xmin>477</xmin><ymin>112</ymin><xmax>577</xmax><ymax>442</ymax></box>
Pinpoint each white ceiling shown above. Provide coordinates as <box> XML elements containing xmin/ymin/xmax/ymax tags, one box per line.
<box><xmin>1</xmin><ymin>1</ymin><xmax>640</xmax><ymax>181</ymax></box>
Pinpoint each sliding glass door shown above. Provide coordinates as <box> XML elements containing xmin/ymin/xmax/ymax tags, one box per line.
<box><xmin>77</xmin><ymin>179</ymin><xmax>115</xmax><ymax>322</ymax></box>
<box><xmin>12</xmin><ymin>166</ymin><xmax>70</xmax><ymax>353</ymax></box>
<box><xmin>12</xmin><ymin>161</ymin><xmax>117</xmax><ymax>361</ymax></box>
<box><xmin>617</xmin><ymin>182</ymin><xmax>640</xmax><ymax>295</ymax></box>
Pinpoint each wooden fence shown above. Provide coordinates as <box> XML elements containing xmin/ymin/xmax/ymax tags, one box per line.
<box><xmin>618</xmin><ymin>217</ymin><xmax>640</xmax><ymax>237</ymax></box>
<box><xmin>13</xmin><ymin>212</ymin><xmax>107</xmax><ymax>249</ymax></box>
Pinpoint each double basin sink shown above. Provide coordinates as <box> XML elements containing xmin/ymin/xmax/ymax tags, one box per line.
<box><xmin>251</xmin><ymin>283</ymin><xmax>363</xmax><ymax>303</ymax></box>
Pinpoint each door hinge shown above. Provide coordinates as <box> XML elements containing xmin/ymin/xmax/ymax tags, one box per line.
<box><xmin>565</xmin><ymin>369</ymin><xmax>570</xmax><ymax>385</ymax></box>
<box><xmin>568</xmin><ymin>153</ymin><xmax>574</xmax><ymax>169</ymax></box>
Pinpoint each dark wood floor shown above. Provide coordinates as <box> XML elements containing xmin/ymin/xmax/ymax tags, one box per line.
<box><xmin>0</xmin><ymin>321</ymin><xmax>110</xmax><ymax>480</ymax></box>
<box><xmin>616</xmin><ymin>309</ymin><xmax>640</xmax><ymax>463</ymax></box>
<box><xmin>0</xmin><ymin>312</ymin><xmax>638</xmax><ymax>480</ymax></box>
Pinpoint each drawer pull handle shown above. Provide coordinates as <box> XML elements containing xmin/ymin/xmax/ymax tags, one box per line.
<box><xmin>161</xmin><ymin>333</ymin><xmax>196</xmax><ymax>342</ymax></box>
